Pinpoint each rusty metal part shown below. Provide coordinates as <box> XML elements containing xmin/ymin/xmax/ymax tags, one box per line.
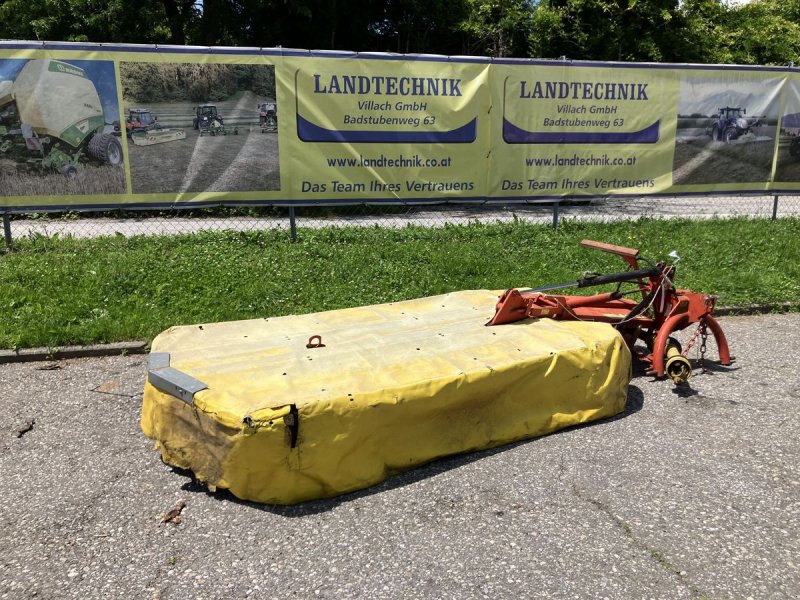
<box><xmin>306</xmin><ymin>335</ymin><xmax>326</xmax><ymax>349</ymax></box>
<box><xmin>579</xmin><ymin>239</ymin><xmax>641</xmax><ymax>269</ymax></box>
<box><xmin>487</xmin><ymin>239</ymin><xmax>732</xmax><ymax>383</ymax></box>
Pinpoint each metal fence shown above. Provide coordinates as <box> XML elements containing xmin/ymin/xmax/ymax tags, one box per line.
<box><xmin>3</xmin><ymin>194</ymin><xmax>800</xmax><ymax>249</ymax></box>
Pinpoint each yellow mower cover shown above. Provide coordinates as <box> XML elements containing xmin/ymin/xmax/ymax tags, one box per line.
<box><xmin>142</xmin><ymin>290</ymin><xmax>630</xmax><ymax>504</ymax></box>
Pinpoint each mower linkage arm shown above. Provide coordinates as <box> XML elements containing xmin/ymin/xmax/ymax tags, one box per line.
<box><xmin>573</xmin><ymin>266</ymin><xmax>662</xmax><ymax>289</ymax></box>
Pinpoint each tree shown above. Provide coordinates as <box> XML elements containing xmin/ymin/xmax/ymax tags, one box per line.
<box><xmin>668</xmin><ymin>0</ymin><xmax>733</xmax><ymax>64</ymax></box>
<box><xmin>0</xmin><ymin>0</ymin><xmax>177</xmax><ymax>44</ymax></box>
<box><xmin>230</xmin><ymin>0</ymin><xmax>382</xmax><ymax>51</ymax></box>
<box><xmin>369</xmin><ymin>0</ymin><xmax>469</xmax><ymax>54</ymax></box>
<box><xmin>530</xmin><ymin>0</ymin><xmax>683</xmax><ymax>62</ymax></box>
<box><xmin>724</xmin><ymin>0</ymin><xmax>800</xmax><ymax>65</ymax></box>
<box><xmin>459</xmin><ymin>0</ymin><xmax>532</xmax><ymax>57</ymax></box>
<box><xmin>158</xmin><ymin>0</ymin><xmax>198</xmax><ymax>45</ymax></box>
<box><xmin>3</xmin><ymin>0</ymin><xmax>800</xmax><ymax>65</ymax></box>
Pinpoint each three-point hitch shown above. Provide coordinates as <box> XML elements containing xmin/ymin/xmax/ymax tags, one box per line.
<box><xmin>487</xmin><ymin>240</ymin><xmax>732</xmax><ymax>384</ymax></box>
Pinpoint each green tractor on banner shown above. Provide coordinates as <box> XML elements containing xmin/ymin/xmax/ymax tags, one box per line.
<box><xmin>259</xmin><ymin>101</ymin><xmax>277</xmax><ymax>132</ymax></box>
<box><xmin>193</xmin><ymin>104</ymin><xmax>237</xmax><ymax>136</ymax></box>
<box><xmin>0</xmin><ymin>59</ymin><xmax>122</xmax><ymax>177</ymax></box>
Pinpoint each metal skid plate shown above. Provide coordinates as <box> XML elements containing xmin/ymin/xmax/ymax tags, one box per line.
<box><xmin>147</xmin><ymin>352</ymin><xmax>208</xmax><ymax>405</ymax></box>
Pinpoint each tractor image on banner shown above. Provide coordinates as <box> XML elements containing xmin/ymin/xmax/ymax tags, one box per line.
<box><xmin>193</xmin><ymin>104</ymin><xmax>237</xmax><ymax>136</ymax></box>
<box><xmin>117</xmin><ymin>60</ymin><xmax>278</xmax><ymax>195</ymax></box>
<box><xmin>259</xmin><ymin>101</ymin><xmax>277</xmax><ymax>132</ymax></box>
<box><xmin>707</xmin><ymin>107</ymin><xmax>761</xmax><ymax>143</ymax></box>
<box><xmin>0</xmin><ymin>59</ymin><xmax>122</xmax><ymax>177</ymax></box>
<box><xmin>125</xmin><ymin>107</ymin><xmax>186</xmax><ymax>146</ymax></box>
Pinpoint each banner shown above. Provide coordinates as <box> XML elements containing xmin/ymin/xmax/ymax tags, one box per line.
<box><xmin>0</xmin><ymin>41</ymin><xmax>798</xmax><ymax>210</ymax></box>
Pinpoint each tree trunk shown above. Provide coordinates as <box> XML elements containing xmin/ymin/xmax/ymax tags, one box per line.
<box><xmin>201</xmin><ymin>0</ymin><xmax>223</xmax><ymax>46</ymax></box>
<box><xmin>159</xmin><ymin>0</ymin><xmax>188</xmax><ymax>45</ymax></box>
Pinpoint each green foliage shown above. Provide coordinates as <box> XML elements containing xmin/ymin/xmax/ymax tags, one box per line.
<box><xmin>667</xmin><ymin>0</ymin><xmax>733</xmax><ymax>64</ymax></box>
<box><xmin>669</xmin><ymin>0</ymin><xmax>800</xmax><ymax>66</ymax></box>
<box><xmin>2</xmin><ymin>0</ymin><xmax>800</xmax><ymax>73</ymax></box>
<box><xmin>724</xmin><ymin>1</ymin><xmax>800</xmax><ymax>65</ymax></box>
<box><xmin>531</xmin><ymin>0</ymin><xmax>685</xmax><ymax>62</ymax></box>
<box><xmin>120</xmin><ymin>63</ymin><xmax>276</xmax><ymax>103</ymax></box>
<box><xmin>458</xmin><ymin>0</ymin><xmax>532</xmax><ymax>57</ymax></box>
<box><xmin>0</xmin><ymin>0</ymin><xmax>176</xmax><ymax>44</ymax></box>
<box><xmin>1</xmin><ymin>218</ymin><xmax>798</xmax><ymax>348</ymax></box>
<box><xmin>529</xmin><ymin>0</ymin><xmax>800</xmax><ymax>64</ymax></box>
<box><xmin>363</xmin><ymin>0</ymin><xmax>469</xmax><ymax>54</ymax></box>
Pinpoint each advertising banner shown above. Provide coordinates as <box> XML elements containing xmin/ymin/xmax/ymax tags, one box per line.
<box><xmin>279</xmin><ymin>55</ymin><xmax>490</xmax><ymax>202</ymax></box>
<box><xmin>490</xmin><ymin>63</ymin><xmax>678</xmax><ymax>198</ymax></box>
<box><xmin>0</xmin><ymin>41</ymin><xmax>798</xmax><ymax>210</ymax></box>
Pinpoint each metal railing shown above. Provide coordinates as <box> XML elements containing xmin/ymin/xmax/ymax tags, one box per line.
<box><xmin>3</xmin><ymin>194</ymin><xmax>800</xmax><ymax>249</ymax></box>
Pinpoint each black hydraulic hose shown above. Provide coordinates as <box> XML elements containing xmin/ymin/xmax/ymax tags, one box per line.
<box><xmin>521</xmin><ymin>264</ymin><xmax>665</xmax><ymax>295</ymax></box>
<box><xmin>613</xmin><ymin>287</ymin><xmax>658</xmax><ymax>327</ymax></box>
<box><xmin>575</xmin><ymin>266</ymin><xmax>663</xmax><ymax>288</ymax></box>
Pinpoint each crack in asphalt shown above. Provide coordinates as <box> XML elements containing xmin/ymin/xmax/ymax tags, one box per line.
<box><xmin>570</xmin><ymin>482</ymin><xmax>710</xmax><ymax>599</ymax></box>
<box><xmin>13</xmin><ymin>418</ymin><xmax>35</xmax><ymax>438</ymax></box>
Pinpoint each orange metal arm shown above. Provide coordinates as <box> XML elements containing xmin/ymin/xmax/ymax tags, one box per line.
<box><xmin>580</xmin><ymin>240</ymin><xmax>640</xmax><ymax>269</ymax></box>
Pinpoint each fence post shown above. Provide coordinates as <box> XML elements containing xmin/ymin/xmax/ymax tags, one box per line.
<box><xmin>2</xmin><ymin>212</ymin><xmax>11</xmax><ymax>250</ymax></box>
<box><xmin>288</xmin><ymin>206</ymin><xmax>298</xmax><ymax>242</ymax></box>
<box><xmin>772</xmin><ymin>195</ymin><xmax>779</xmax><ymax>220</ymax></box>
<box><xmin>552</xmin><ymin>201</ymin><xmax>560</xmax><ymax>231</ymax></box>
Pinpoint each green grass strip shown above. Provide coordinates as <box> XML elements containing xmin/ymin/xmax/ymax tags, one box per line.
<box><xmin>1</xmin><ymin>217</ymin><xmax>798</xmax><ymax>349</ymax></box>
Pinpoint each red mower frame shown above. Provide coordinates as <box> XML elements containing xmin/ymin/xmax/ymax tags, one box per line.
<box><xmin>487</xmin><ymin>240</ymin><xmax>732</xmax><ymax>384</ymax></box>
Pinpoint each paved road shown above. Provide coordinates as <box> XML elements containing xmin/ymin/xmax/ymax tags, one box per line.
<box><xmin>5</xmin><ymin>195</ymin><xmax>799</xmax><ymax>240</ymax></box>
<box><xmin>1</xmin><ymin>313</ymin><xmax>798</xmax><ymax>599</ymax></box>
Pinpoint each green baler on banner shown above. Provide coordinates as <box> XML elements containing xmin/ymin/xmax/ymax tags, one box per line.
<box><xmin>0</xmin><ymin>59</ymin><xmax>122</xmax><ymax>176</ymax></box>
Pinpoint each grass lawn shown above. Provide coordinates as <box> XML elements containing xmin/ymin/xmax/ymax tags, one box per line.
<box><xmin>1</xmin><ymin>217</ymin><xmax>798</xmax><ymax>349</ymax></box>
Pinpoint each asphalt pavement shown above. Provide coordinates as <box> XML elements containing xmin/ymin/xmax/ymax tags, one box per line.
<box><xmin>1</xmin><ymin>313</ymin><xmax>798</xmax><ymax>600</ymax></box>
